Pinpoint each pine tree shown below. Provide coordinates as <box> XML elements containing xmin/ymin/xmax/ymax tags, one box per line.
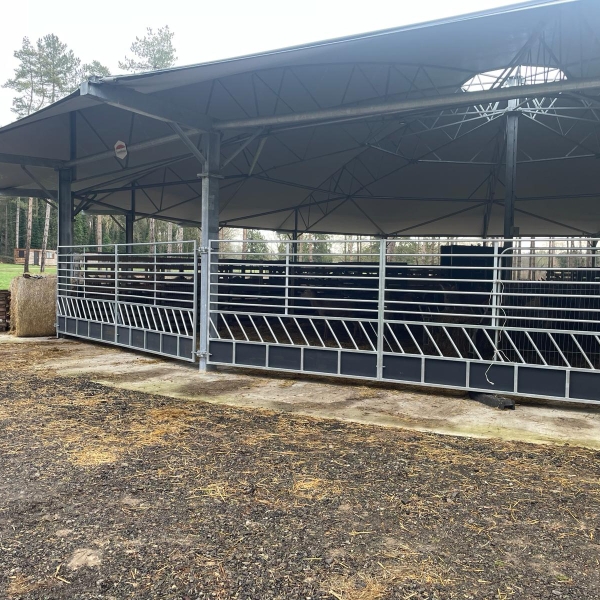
<box><xmin>119</xmin><ymin>26</ymin><xmax>177</xmax><ymax>247</ymax></box>
<box><xmin>118</xmin><ymin>26</ymin><xmax>176</xmax><ymax>72</ymax></box>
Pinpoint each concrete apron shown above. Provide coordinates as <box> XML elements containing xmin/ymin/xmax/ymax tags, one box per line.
<box><xmin>8</xmin><ymin>335</ymin><xmax>600</xmax><ymax>450</ymax></box>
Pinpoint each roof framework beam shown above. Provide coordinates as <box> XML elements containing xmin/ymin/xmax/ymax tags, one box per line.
<box><xmin>80</xmin><ymin>80</ymin><xmax>214</xmax><ymax>132</ymax></box>
<box><xmin>0</xmin><ymin>152</ymin><xmax>66</xmax><ymax>169</ymax></box>
<box><xmin>216</xmin><ymin>76</ymin><xmax>600</xmax><ymax>131</ymax></box>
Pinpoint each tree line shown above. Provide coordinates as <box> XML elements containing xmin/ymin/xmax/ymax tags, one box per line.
<box><xmin>0</xmin><ymin>26</ymin><xmax>183</xmax><ymax>271</ymax></box>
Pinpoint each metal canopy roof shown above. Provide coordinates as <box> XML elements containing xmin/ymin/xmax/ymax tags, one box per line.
<box><xmin>1</xmin><ymin>0</ymin><xmax>600</xmax><ymax>236</ymax></box>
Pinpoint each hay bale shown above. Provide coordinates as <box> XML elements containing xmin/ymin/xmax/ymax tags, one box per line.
<box><xmin>10</xmin><ymin>275</ymin><xmax>57</xmax><ymax>337</ymax></box>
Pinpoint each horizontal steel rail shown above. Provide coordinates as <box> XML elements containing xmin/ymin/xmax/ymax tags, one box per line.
<box><xmin>207</xmin><ymin>237</ymin><xmax>600</xmax><ymax>403</ymax></box>
<box><xmin>57</xmin><ymin>241</ymin><xmax>198</xmax><ymax>362</ymax></box>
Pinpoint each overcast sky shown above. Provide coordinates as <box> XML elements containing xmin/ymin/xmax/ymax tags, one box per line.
<box><xmin>1</xmin><ymin>0</ymin><xmax>519</xmax><ymax>126</ymax></box>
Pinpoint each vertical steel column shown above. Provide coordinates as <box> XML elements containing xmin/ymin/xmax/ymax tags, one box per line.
<box><xmin>376</xmin><ymin>239</ymin><xmax>387</xmax><ymax>379</ymax></box>
<box><xmin>125</xmin><ymin>186</ymin><xmax>135</xmax><ymax>253</ymax></box>
<box><xmin>503</xmin><ymin>94</ymin><xmax>519</xmax><ymax>278</ymax></box>
<box><xmin>491</xmin><ymin>241</ymin><xmax>501</xmax><ymax>360</ymax></box>
<box><xmin>58</xmin><ymin>169</ymin><xmax>73</xmax><ymax>249</ymax></box>
<box><xmin>199</xmin><ymin>132</ymin><xmax>221</xmax><ymax>371</ymax></box>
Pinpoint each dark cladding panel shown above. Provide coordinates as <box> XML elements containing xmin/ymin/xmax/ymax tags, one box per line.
<box><xmin>470</xmin><ymin>363</ymin><xmax>514</xmax><ymax>392</ymax></box>
<box><xmin>89</xmin><ymin>322</ymin><xmax>102</xmax><ymax>339</ymax></box>
<box><xmin>268</xmin><ymin>346</ymin><xmax>301</xmax><ymax>370</ymax></box>
<box><xmin>101</xmin><ymin>324</ymin><xmax>115</xmax><ymax>342</ymax></box>
<box><xmin>425</xmin><ymin>358</ymin><xmax>466</xmax><ymax>387</ymax></box>
<box><xmin>304</xmin><ymin>349</ymin><xmax>338</xmax><ymax>374</ymax></box>
<box><xmin>518</xmin><ymin>367</ymin><xmax>566</xmax><ymax>397</ymax></box>
<box><xmin>383</xmin><ymin>355</ymin><xmax>421</xmax><ymax>382</ymax></box>
<box><xmin>569</xmin><ymin>371</ymin><xmax>600</xmax><ymax>401</ymax></box>
<box><xmin>76</xmin><ymin>319</ymin><xmax>89</xmax><ymax>337</ymax></box>
<box><xmin>179</xmin><ymin>337</ymin><xmax>193</xmax><ymax>359</ymax></box>
<box><xmin>58</xmin><ymin>316</ymin><xmax>65</xmax><ymax>331</ymax></box>
<box><xmin>131</xmin><ymin>328</ymin><xmax>145</xmax><ymax>348</ymax></box>
<box><xmin>162</xmin><ymin>334</ymin><xmax>178</xmax><ymax>356</ymax></box>
<box><xmin>117</xmin><ymin>326</ymin><xmax>130</xmax><ymax>346</ymax></box>
<box><xmin>236</xmin><ymin>343</ymin><xmax>266</xmax><ymax>367</ymax></box>
<box><xmin>340</xmin><ymin>352</ymin><xmax>377</xmax><ymax>378</ymax></box>
<box><xmin>210</xmin><ymin>341</ymin><xmax>233</xmax><ymax>364</ymax></box>
<box><xmin>66</xmin><ymin>318</ymin><xmax>77</xmax><ymax>334</ymax></box>
<box><xmin>146</xmin><ymin>332</ymin><xmax>161</xmax><ymax>352</ymax></box>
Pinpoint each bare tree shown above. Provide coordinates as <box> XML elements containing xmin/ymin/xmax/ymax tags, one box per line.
<box><xmin>167</xmin><ymin>221</ymin><xmax>173</xmax><ymax>253</ymax></box>
<box><xmin>149</xmin><ymin>218</ymin><xmax>156</xmax><ymax>246</ymax></box>
<box><xmin>40</xmin><ymin>202</ymin><xmax>51</xmax><ymax>272</ymax></box>
<box><xmin>23</xmin><ymin>198</ymin><xmax>33</xmax><ymax>273</ymax></box>
<box><xmin>15</xmin><ymin>198</ymin><xmax>20</xmax><ymax>253</ymax></box>
<box><xmin>96</xmin><ymin>215</ymin><xmax>103</xmax><ymax>251</ymax></box>
<box><xmin>176</xmin><ymin>225</ymin><xmax>183</xmax><ymax>253</ymax></box>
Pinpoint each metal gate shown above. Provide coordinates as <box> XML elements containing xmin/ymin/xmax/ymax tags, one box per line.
<box><xmin>206</xmin><ymin>237</ymin><xmax>600</xmax><ymax>404</ymax></box>
<box><xmin>57</xmin><ymin>242</ymin><xmax>198</xmax><ymax>361</ymax></box>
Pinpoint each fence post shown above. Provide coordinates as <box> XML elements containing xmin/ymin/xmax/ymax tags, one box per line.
<box><xmin>192</xmin><ymin>240</ymin><xmax>199</xmax><ymax>361</ymax></box>
<box><xmin>114</xmin><ymin>244</ymin><xmax>119</xmax><ymax>342</ymax></box>
<box><xmin>284</xmin><ymin>242</ymin><xmax>290</xmax><ymax>316</ymax></box>
<box><xmin>377</xmin><ymin>239</ymin><xmax>386</xmax><ymax>379</ymax></box>
<box><xmin>491</xmin><ymin>240</ymin><xmax>501</xmax><ymax>361</ymax></box>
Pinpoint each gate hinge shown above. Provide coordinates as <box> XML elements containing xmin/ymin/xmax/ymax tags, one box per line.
<box><xmin>199</xmin><ymin>246</ymin><xmax>209</xmax><ymax>254</ymax></box>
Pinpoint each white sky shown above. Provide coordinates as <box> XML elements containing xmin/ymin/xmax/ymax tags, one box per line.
<box><xmin>1</xmin><ymin>0</ymin><xmax>519</xmax><ymax>127</ymax></box>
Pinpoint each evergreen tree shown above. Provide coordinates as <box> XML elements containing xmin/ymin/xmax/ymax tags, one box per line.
<box><xmin>118</xmin><ymin>26</ymin><xmax>176</xmax><ymax>72</ymax></box>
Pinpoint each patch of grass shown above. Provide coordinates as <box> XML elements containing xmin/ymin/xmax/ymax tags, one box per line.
<box><xmin>0</xmin><ymin>263</ymin><xmax>56</xmax><ymax>289</ymax></box>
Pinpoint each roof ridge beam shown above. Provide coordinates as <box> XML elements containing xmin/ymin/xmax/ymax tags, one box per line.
<box><xmin>80</xmin><ymin>80</ymin><xmax>214</xmax><ymax>132</ymax></box>
<box><xmin>215</xmin><ymin>76</ymin><xmax>600</xmax><ymax>131</ymax></box>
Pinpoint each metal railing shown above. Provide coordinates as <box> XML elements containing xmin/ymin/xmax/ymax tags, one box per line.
<box><xmin>57</xmin><ymin>241</ymin><xmax>198</xmax><ymax>361</ymax></box>
<box><xmin>207</xmin><ymin>238</ymin><xmax>600</xmax><ymax>403</ymax></box>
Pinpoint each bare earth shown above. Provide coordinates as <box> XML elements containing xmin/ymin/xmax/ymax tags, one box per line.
<box><xmin>0</xmin><ymin>336</ymin><xmax>599</xmax><ymax>599</ymax></box>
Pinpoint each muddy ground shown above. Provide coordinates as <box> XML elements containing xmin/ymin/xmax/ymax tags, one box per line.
<box><xmin>0</xmin><ymin>339</ymin><xmax>599</xmax><ymax>599</ymax></box>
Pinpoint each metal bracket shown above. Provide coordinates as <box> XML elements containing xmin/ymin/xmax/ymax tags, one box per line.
<box><xmin>196</xmin><ymin>172</ymin><xmax>225</xmax><ymax>179</ymax></box>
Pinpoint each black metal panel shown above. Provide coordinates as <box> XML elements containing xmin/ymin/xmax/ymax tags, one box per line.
<box><xmin>147</xmin><ymin>332</ymin><xmax>161</xmax><ymax>352</ymax></box>
<box><xmin>179</xmin><ymin>337</ymin><xmax>193</xmax><ymax>359</ymax></box>
<box><xmin>568</xmin><ymin>371</ymin><xmax>600</xmax><ymax>401</ymax></box>
<box><xmin>304</xmin><ymin>349</ymin><xmax>338</xmax><ymax>374</ymax></box>
<box><xmin>341</xmin><ymin>351</ymin><xmax>377</xmax><ymax>378</ymax></box>
<box><xmin>76</xmin><ymin>319</ymin><xmax>88</xmax><ymax>337</ymax></box>
<box><xmin>518</xmin><ymin>367</ymin><xmax>566</xmax><ymax>397</ymax></box>
<box><xmin>89</xmin><ymin>322</ymin><xmax>102</xmax><ymax>339</ymax></box>
<box><xmin>424</xmin><ymin>358</ymin><xmax>466</xmax><ymax>387</ymax></box>
<box><xmin>131</xmin><ymin>328</ymin><xmax>145</xmax><ymax>348</ymax></box>
<box><xmin>58</xmin><ymin>316</ymin><xmax>65</xmax><ymax>331</ymax></box>
<box><xmin>101</xmin><ymin>324</ymin><xmax>115</xmax><ymax>342</ymax></box>
<box><xmin>117</xmin><ymin>326</ymin><xmax>130</xmax><ymax>345</ymax></box>
<box><xmin>383</xmin><ymin>355</ymin><xmax>421</xmax><ymax>382</ymax></box>
<box><xmin>209</xmin><ymin>341</ymin><xmax>233</xmax><ymax>364</ymax></box>
<box><xmin>470</xmin><ymin>363</ymin><xmax>514</xmax><ymax>392</ymax></box>
<box><xmin>162</xmin><ymin>334</ymin><xmax>178</xmax><ymax>356</ymax></box>
<box><xmin>66</xmin><ymin>318</ymin><xmax>77</xmax><ymax>334</ymax></box>
<box><xmin>268</xmin><ymin>346</ymin><xmax>301</xmax><ymax>370</ymax></box>
<box><xmin>236</xmin><ymin>343</ymin><xmax>266</xmax><ymax>367</ymax></box>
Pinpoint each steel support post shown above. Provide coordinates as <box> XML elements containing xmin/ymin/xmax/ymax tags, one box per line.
<box><xmin>503</xmin><ymin>100</ymin><xmax>519</xmax><ymax>279</ymax></box>
<box><xmin>376</xmin><ymin>239</ymin><xmax>387</xmax><ymax>379</ymax></box>
<box><xmin>57</xmin><ymin>168</ymin><xmax>73</xmax><ymax>305</ymax></box>
<box><xmin>58</xmin><ymin>169</ymin><xmax>73</xmax><ymax>249</ymax></box>
<box><xmin>125</xmin><ymin>186</ymin><xmax>135</xmax><ymax>253</ymax></box>
<box><xmin>199</xmin><ymin>132</ymin><xmax>221</xmax><ymax>371</ymax></box>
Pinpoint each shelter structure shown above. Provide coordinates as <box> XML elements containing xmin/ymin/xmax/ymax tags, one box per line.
<box><xmin>1</xmin><ymin>0</ymin><xmax>600</xmax><ymax>402</ymax></box>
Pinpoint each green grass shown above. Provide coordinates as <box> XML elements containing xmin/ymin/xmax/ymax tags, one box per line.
<box><xmin>0</xmin><ymin>264</ymin><xmax>56</xmax><ymax>290</ymax></box>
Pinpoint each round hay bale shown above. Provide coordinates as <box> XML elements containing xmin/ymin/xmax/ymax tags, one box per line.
<box><xmin>9</xmin><ymin>275</ymin><xmax>57</xmax><ymax>337</ymax></box>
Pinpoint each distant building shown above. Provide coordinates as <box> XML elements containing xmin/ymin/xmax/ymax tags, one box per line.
<box><xmin>13</xmin><ymin>248</ymin><xmax>57</xmax><ymax>266</ymax></box>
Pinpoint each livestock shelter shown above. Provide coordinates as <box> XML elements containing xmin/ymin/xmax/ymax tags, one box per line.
<box><xmin>1</xmin><ymin>0</ymin><xmax>600</xmax><ymax>403</ymax></box>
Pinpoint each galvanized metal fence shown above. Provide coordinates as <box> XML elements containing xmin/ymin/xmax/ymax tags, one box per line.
<box><xmin>57</xmin><ymin>241</ymin><xmax>198</xmax><ymax>361</ymax></box>
<box><xmin>206</xmin><ymin>238</ymin><xmax>600</xmax><ymax>403</ymax></box>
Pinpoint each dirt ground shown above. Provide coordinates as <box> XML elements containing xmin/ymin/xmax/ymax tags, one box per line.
<box><xmin>1</xmin><ymin>337</ymin><xmax>600</xmax><ymax>599</ymax></box>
